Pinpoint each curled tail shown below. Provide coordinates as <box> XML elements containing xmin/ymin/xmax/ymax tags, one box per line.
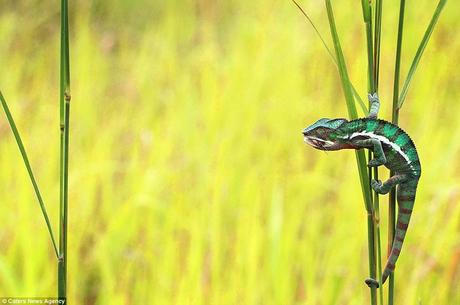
<box><xmin>381</xmin><ymin>179</ymin><xmax>418</xmax><ymax>284</ymax></box>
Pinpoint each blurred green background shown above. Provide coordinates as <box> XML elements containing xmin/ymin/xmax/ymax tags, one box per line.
<box><xmin>0</xmin><ymin>1</ymin><xmax>459</xmax><ymax>304</ymax></box>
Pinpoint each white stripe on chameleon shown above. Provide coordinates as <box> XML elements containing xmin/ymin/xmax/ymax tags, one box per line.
<box><xmin>349</xmin><ymin>131</ymin><xmax>414</xmax><ymax>170</ymax></box>
<box><xmin>306</xmin><ymin>136</ymin><xmax>334</xmax><ymax>145</ymax></box>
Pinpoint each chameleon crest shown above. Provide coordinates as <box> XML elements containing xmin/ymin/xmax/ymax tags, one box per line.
<box><xmin>303</xmin><ymin>93</ymin><xmax>421</xmax><ymax>287</ymax></box>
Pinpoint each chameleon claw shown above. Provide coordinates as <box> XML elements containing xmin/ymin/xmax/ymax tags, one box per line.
<box><xmin>365</xmin><ymin>278</ymin><xmax>380</xmax><ymax>288</ymax></box>
<box><xmin>367</xmin><ymin>93</ymin><xmax>380</xmax><ymax>119</ymax></box>
<box><xmin>368</xmin><ymin>92</ymin><xmax>379</xmax><ymax>103</ymax></box>
<box><xmin>368</xmin><ymin>159</ymin><xmax>385</xmax><ymax>167</ymax></box>
<box><xmin>371</xmin><ymin>179</ymin><xmax>384</xmax><ymax>193</ymax></box>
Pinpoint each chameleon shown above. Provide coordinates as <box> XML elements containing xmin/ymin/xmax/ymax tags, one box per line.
<box><xmin>302</xmin><ymin>93</ymin><xmax>421</xmax><ymax>287</ymax></box>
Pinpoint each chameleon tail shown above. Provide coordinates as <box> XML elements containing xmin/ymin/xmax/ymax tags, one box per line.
<box><xmin>381</xmin><ymin>179</ymin><xmax>418</xmax><ymax>284</ymax></box>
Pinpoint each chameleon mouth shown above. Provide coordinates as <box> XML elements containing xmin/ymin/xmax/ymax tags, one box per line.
<box><xmin>304</xmin><ymin>136</ymin><xmax>323</xmax><ymax>148</ymax></box>
<box><xmin>304</xmin><ymin>136</ymin><xmax>333</xmax><ymax>149</ymax></box>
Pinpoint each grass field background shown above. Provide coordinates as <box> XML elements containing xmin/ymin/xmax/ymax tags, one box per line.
<box><xmin>0</xmin><ymin>1</ymin><xmax>459</xmax><ymax>304</ymax></box>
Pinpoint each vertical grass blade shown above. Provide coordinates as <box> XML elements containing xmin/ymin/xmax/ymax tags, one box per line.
<box><xmin>372</xmin><ymin>0</ymin><xmax>383</xmax><ymax>305</ymax></box>
<box><xmin>58</xmin><ymin>0</ymin><xmax>71</xmax><ymax>299</ymax></box>
<box><xmin>324</xmin><ymin>1</ymin><xmax>373</xmax><ymax>208</ymax></box>
<box><xmin>373</xmin><ymin>0</ymin><xmax>383</xmax><ymax>91</ymax></box>
<box><xmin>398</xmin><ymin>0</ymin><xmax>448</xmax><ymax>109</ymax></box>
<box><xmin>367</xmin><ymin>1</ymin><xmax>384</xmax><ymax>303</ymax></box>
<box><xmin>362</xmin><ymin>1</ymin><xmax>384</xmax><ymax>303</ymax></box>
<box><xmin>389</xmin><ymin>0</ymin><xmax>406</xmax><ymax>303</ymax></box>
<box><xmin>0</xmin><ymin>91</ymin><xmax>59</xmax><ymax>258</ymax></box>
<box><xmin>324</xmin><ymin>2</ymin><xmax>376</xmax><ymax>304</ymax></box>
<box><xmin>361</xmin><ymin>0</ymin><xmax>374</xmax><ymax>92</ymax></box>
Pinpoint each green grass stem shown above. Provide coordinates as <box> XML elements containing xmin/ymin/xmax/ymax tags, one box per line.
<box><xmin>361</xmin><ymin>0</ymin><xmax>374</xmax><ymax>92</ymax></box>
<box><xmin>388</xmin><ymin>0</ymin><xmax>406</xmax><ymax>303</ymax></box>
<box><xmin>373</xmin><ymin>0</ymin><xmax>383</xmax><ymax>91</ymax></box>
<box><xmin>362</xmin><ymin>1</ymin><xmax>385</xmax><ymax>304</ymax></box>
<box><xmin>58</xmin><ymin>0</ymin><xmax>71</xmax><ymax>299</ymax></box>
<box><xmin>324</xmin><ymin>2</ymin><xmax>376</xmax><ymax>304</ymax></box>
<box><xmin>0</xmin><ymin>91</ymin><xmax>59</xmax><ymax>258</ymax></box>
<box><xmin>362</xmin><ymin>1</ymin><xmax>384</xmax><ymax>304</ymax></box>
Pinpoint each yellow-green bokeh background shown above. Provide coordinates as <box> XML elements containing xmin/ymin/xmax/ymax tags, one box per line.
<box><xmin>0</xmin><ymin>1</ymin><xmax>459</xmax><ymax>304</ymax></box>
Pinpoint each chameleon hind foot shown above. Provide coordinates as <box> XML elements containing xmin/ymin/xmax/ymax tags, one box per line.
<box><xmin>372</xmin><ymin>174</ymin><xmax>410</xmax><ymax>195</ymax></box>
<box><xmin>365</xmin><ymin>278</ymin><xmax>380</xmax><ymax>288</ymax></box>
<box><xmin>371</xmin><ymin>179</ymin><xmax>385</xmax><ymax>194</ymax></box>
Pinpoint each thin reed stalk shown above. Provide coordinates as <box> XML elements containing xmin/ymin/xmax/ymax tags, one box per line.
<box><xmin>362</xmin><ymin>0</ymin><xmax>385</xmax><ymax>304</ymax></box>
<box><xmin>0</xmin><ymin>0</ymin><xmax>72</xmax><ymax>299</ymax></box>
<box><xmin>58</xmin><ymin>0</ymin><xmax>71</xmax><ymax>299</ymax></box>
<box><xmin>389</xmin><ymin>1</ymin><xmax>448</xmax><ymax>303</ymax></box>
<box><xmin>389</xmin><ymin>1</ymin><xmax>406</xmax><ymax>303</ymax></box>
<box><xmin>362</xmin><ymin>2</ymin><xmax>385</xmax><ymax>304</ymax></box>
<box><xmin>368</xmin><ymin>0</ymin><xmax>383</xmax><ymax>305</ymax></box>
<box><xmin>361</xmin><ymin>0</ymin><xmax>374</xmax><ymax>91</ymax></box>
<box><xmin>324</xmin><ymin>2</ymin><xmax>376</xmax><ymax>305</ymax></box>
<box><xmin>373</xmin><ymin>0</ymin><xmax>383</xmax><ymax>91</ymax></box>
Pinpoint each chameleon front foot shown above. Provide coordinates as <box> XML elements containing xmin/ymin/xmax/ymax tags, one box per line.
<box><xmin>365</xmin><ymin>278</ymin><xmax>380</xmax><ymax>288</ymax></box>
<box><xmin>368</xmin><ymin>92</ymin><xmax>380</xmax><ymax>103</ymax></box>
<box><xmin>367</xmin><ymin>93</ymin><xmax>380</xmax><ymax>119</ymax></box>
<box><xmin>368</xmin><ymin>158</ymin><xmax>385</xmax><ymax>167</ymax></box>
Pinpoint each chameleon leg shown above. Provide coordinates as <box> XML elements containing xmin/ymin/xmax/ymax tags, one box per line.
<box><xmin>353</xmin><ymin>138</ymin><xmax>386</xmax><ymax>167</ymax></box>
<box><xmin>365</xmin><ymin>174</ymin><xmax>411</xmax><ymax>288</ymax></box>
<box><xmin>371</xmin><ymin>174</ymin><xmax>409</xmax><ymax>195</ymax></box>
<box><xmin>367</xmin><ymin>92</ymin><xmax>380</xmax><ymax>119</ymax></box>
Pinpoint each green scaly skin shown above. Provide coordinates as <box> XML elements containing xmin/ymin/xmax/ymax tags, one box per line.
<box><xmin>302</xmin><ymin>93</ymin><xmax>421</xmax><ymax>287</ymax></box>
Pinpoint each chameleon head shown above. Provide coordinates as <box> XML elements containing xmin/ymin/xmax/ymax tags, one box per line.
<box><xmin>302</xmin><ymin>118</ymin><xmax>348</xmax><ymax>151</ymax></box>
